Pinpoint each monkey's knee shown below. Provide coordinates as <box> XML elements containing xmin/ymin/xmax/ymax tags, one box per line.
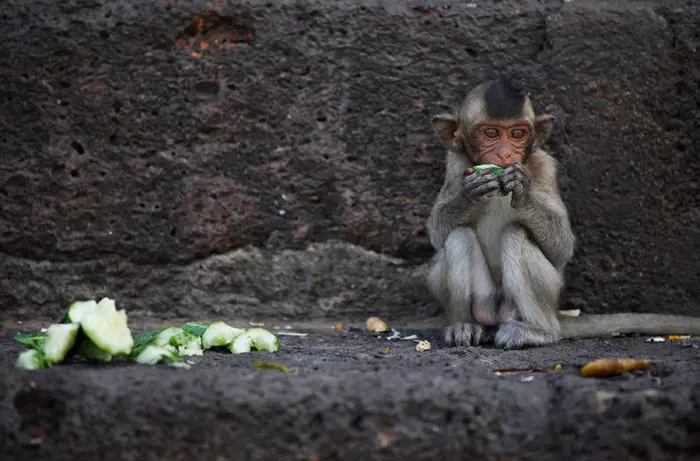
<box><xmin>500</xmin><ymin>223</ymin><xmax>562</xmax><ymax>336</ymax></box>
<box><xmin>426</xmin><ymin>249</ymin><xmax>447</xmax><ymax>302</ymax></box>
<box><xmin>501</xmin><ymin>223</ymin><xmax>563</xmax><ymax>298</ymax></box>
<box><xmin>443</xmin><ymin>227</ymin><xmax>477</xmax><ymax>257</ymax></box>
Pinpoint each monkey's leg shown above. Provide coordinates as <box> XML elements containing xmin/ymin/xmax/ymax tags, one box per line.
<box><xmin>495</xmin><ymin>224</ymin><xmax>562</xmax><ymax>349</ymax></box>
<box><xmin>427</xmin><ymin>228</ymin><xmax>496</xmax><ymax>346</ymax></box>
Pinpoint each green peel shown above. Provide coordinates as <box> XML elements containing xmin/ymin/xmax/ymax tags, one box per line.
<box><xmin>471</xmin><ymin>164</ymin><xmax>508</xmax><ymax>196</ymax></box>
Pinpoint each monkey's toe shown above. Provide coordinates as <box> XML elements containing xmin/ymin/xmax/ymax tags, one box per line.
<box><xmin>444</xmin><ymin>323</ymin><xmax>485</xmax><ymax>347</ymax></box>
<box><xmin>494</xmin><ymin>322</ymin><xmax>553</xmax><ymax>350</ymax></box>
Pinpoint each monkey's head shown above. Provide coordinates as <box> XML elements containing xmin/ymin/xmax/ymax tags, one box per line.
<box><xmin>432</xmin><ymin>75</ymin><xmax>555</xmax><ymax>166</ymax></box>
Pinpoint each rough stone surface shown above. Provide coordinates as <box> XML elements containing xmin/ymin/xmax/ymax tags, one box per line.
<box><xmin>0</xmin><ymin>242</ymin><xmax>435</xmax><ymax>323</ymax></box>
<box><xmin>1</xmin><ymin>0</ymin><xmax>699</xmax><ymax>321</ymax></box>
<box><xmin>2</xmin><ymin>325</ymin><xmax>700</xmax><ymax>461</ymax></box>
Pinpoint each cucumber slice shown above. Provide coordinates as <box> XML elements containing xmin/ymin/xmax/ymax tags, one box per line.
<box><xmin>130</xmin><ymin>330</ymin><xmax>179</xmax><ymax>364</ymax></box>
<box><xmin>44</xmin><ymin>323</ymin><xmax>80</xmax><ymax>363</ymax></box>
<box><xmin>158</xmin><ymin>328</ymin><xmax>202</xmax><ymax>356</ymax></box>
<box><xmin>75</xmin><ymin>338</ymin><xmax>113</xmax><ymax>363</ymax></box>
<box><xmin>202</xmin><ymin>322</ymin><xmax>244</xmax><ymax>349</ymax></box>
<box><xmin>65</xmin><ymin>300</ymin><xmax>97</xmax><ymax>323</ymax></box>
<box><xmin>246</xmin><ymin>328</ymin><xmax>280</xmax><ymax>352</ymax></box>
<box><xmin>133</xmin><ymin>327</ymin><xmax>202</xmax><ymax>358</ymax></box>
<box><xmin>471</xmin><ymin>164</ymin><xmax>504</xmax><ymax>175</ymax></box>
<box><xmin>14</xmin><ymin>332</ymin><xmax>48</xmax><ymax>350</ymax></box>
<box><xmin>15</xmin><ymin>349</ymin><xmax>50</xmax><ymax>370</ymax></box>
<box><xmin>177</xmin><ymin>335</ymin><xmax>204</xmax><ymax>356</ymax></box>
<box><xmin>134</xmin><ymin>345</ymin><xmax>180</xmax><ymax>365</ymax></box>
<box><xmin>181</xmin><ymin>322</ymin><xmax>210</xmax><ymax>337</ymax></box>
<box><xmin>154</xmin><ymin>327</ymin><xmax>185</xmax><ymax>347</ymax></box>
<box><xmin>80</xmin><ymin>297</ymin><xmax>134</xmax><ymax>355</ymax></box>
<box><xmin>471</xmin><ymin>164</ymin><xmax>508</xmax><ymax>195</ymax></box>
<box><xmin>229</xmin><ymin>328</ymin><xmax>280</xmax><ymax>354</ymax></box>
<box><xmin>230</xmin><ymin>333</ymin><xmax>252</xmax><ymax>354</ymax></box>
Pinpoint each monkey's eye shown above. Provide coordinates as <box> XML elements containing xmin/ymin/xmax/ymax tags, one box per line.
<box><xmin>483</xmin><ymin>128</ymin><xmax>499</xmax><ymax>138</ymax></box>
<box><xmin>510</xmin><ymin>128</ymin><xmax>526</xmax><ymax>139</ymax></box>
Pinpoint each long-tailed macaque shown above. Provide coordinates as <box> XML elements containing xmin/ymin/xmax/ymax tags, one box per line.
<box><xmin>426</xmin><ymin>75</ymin><xmax>700</xmax><ymax>349</ymax></box>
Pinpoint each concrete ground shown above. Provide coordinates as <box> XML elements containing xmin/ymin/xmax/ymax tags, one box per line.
<box><xmin>2</xmin><ymin>317</ymin><xmax>699</xmax><ymax>461</ymax></box>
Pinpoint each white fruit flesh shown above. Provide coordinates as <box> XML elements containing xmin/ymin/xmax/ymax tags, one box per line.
<box><xmin>66</xmin><ymin>300</ymin><xmax>97</xmax><ymax>323</ymax></box>
<box><xmin>44</xmin><ymin>323</ymin><xmax>80</xmax><ymax>363</ymax></box>
<box><xmin>135</xmin><ymin>345</ymin><xmax>179</xmax><ymax>365</ymax></box>
<box><xmin>202</xmin><ymin>322</ymin><xmax>244</xmax><ymax>349</ymax></box>
<box><xmin>246</xmin><ymin>328</ymin><xmax>281</xmax><ymax>352</ymax></box>
<box><xmin>230</xmin><ymin>334</ymin><xmax>253</xmax><ymax>354</ymax></box>
<box><xmin>80</xmin><ymin>297</ymin><xmax>134</xmax><ymax>355</ymax></box>
<box><xmin>15</xmin><ymin>349</ymin><xmax>47</xmax><ymax>370</ymax></box>
<box><xmin>177</xmin><ymin>337</ymin><xmax>204</xmax><ymax>356</ymax></box>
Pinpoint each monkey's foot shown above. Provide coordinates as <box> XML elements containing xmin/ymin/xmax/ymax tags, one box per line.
<box><xmin>494</xmin><ymin>321</ymin><xmax>555</xmax><ymax>350</ymax></box>
<box><xmin>444</xmin><ymin>322</ymin><xmax>486</xmax><ymax>347</ymax></box>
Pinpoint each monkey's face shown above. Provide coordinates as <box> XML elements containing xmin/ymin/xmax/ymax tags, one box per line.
<box><xmin>470</xmin><ymin>119</ymin><xmax>533</xmax><ymax>166</ymax></box>
<box><xmin>432</xmin><ymin>76</ymin><xmax>554</xmax><ymax>166</ymax></box>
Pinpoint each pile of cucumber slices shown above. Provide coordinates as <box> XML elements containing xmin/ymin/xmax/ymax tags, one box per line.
<box><xmin>14</xmin><ymin>297</ymin><xmax>281</xmax><ymax>370</ymax></box>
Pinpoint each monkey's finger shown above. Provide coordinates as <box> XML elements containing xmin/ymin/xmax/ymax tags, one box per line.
<box><xmin>469</xmin><ymin>181</ymin><xmax>501</xmax><ymax>199</ymax></box>
<box><xmin>499</xmin><ymin>176</ymin><xmax>519</xmax><ymax>191</ymax></box>
<box><xmin>448</xmin><ymin>323</ymin><xmax>472</xmax><ymax>347</ymax></box>
<box><xmin>499</xmin><ymin>173</ymin><xmax>525</xmax><ymax>190</ymax></box>
<box><xmin>465</xmin><ymin>171</ymin><xmax>498</xmax><ymax>186</ymax></box>
<box><xmin>465</xmin><ymin>175</ymin><xmax>500</xmax><ymax>190</ymax></box>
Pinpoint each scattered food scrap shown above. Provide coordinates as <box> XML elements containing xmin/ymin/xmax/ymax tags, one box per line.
<box><xmin>253</xmin><ymin>360</ymin><xmax>289</xmax><ymax>373</ymax></box>
<box><xmin>645</xmin><ymin>337</ymin><xmax>665</xmax><ymax>343</ymax></box>
<box><xmin>14</xmin><ymin>297</ymin><xmax>282</xmax><ymax>370</ymax></box>
<box><xmin>494</xmin><ymin>364</ymin><xmax>563</xmax><ymax>375</ymax></box>
<box><xmin>334</xmin><ymin>323</ymin><xmax>343</xmax><ymax>329</ymax></box>
<box><xmin>559</xmin><ymin>309</ymin><xmax>581</xmax><ymax>317</ymax></box>
<box><xmin>415</xmin><ymin>340</ymin><xmax>431</xmax><ymax>352</ymax></box>
<box><xmin>580</xmin><ymin>358</ymin><xmax>650</xmax><ymax>377</ymax></box>
<box><xmin>386</xmin><ymin>329</ymin><xmax>418</xmax><ymax>341</ymax></box>
<box><xmin>667</xmin><ymin>335</ymin><xmax>691</xmax><ymax>341</ymax></box>
<box><xmin>366</xmin><ymin>316</ymin><xmax>389</xmax><ymax>333</ymax></box>
<box><xmin>385</xmin><ymin>347</ymin><xmax>391</xmax><ymax>353</ymax></box>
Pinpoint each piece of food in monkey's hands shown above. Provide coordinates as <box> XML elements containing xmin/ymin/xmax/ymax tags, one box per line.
<box><xmin>470</xmin><ymin>164</ymin><xmax>505</xmax><ymax>176</ymax></box>
<box><xmin>366</xmin><ymin>316</ymin><xmax>389</xmax><ymax>333</ymax></box>
<box><xmin>467</xmin><ymin>164</ymin><xmax>508</xmax><ymax>196</ymax></box>
<box><xmin>580</xmin><ymin>358</ymin><xmax>650</xmax><ymax>377</ymax></box>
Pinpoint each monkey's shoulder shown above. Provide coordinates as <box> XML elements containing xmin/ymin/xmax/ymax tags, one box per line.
<box><xmin>527</xmin><ymin>149</ymin><xmax>558</xmax><ymax>177</ymax></box>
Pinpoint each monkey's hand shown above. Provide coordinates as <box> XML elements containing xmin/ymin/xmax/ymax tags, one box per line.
<box><xmin>499</xmin><ymin>162</ymin><xmax>532</xmax><ymax>209</ymax></box>
<box><xmin>462</xmin><ymin>169</ymin><xmax>502</xmax><ymax>203</ymax></box>
<box><xmin>444</xmin><ymin>322</ymin><xmax>488</xmax><ymax>347</ymax></box>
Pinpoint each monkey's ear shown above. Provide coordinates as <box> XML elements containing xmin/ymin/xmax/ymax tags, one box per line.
<box><xmin>432</xmin><ymin>114</ymin><xmax>465</xmax><ymax>154</ymax></box>
<box><xmin>534</xmin><ymin>114</ymin><xmax>555</xmax><ymax>145</ymax></box>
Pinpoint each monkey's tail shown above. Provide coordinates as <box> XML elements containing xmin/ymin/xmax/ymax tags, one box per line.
<box><xmin>559</xmin><ymin>314</ymin><xmax>700</xmax><ymax>339</ymax></box>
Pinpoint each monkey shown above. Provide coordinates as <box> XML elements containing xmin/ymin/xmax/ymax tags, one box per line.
<box><xmin>426</xmin><ymin>75</ymin><xmax>700</xmax><ymax>349</ymax></box>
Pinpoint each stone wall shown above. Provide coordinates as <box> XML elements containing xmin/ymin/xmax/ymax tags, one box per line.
<box><xmin>1</xmin><ymin>0</ymin><xmax>698</xmax><ymax>322</ymax></box>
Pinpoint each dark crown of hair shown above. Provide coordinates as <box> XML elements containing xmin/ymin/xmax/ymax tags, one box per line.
<box><xmin>483</xmin><ymin>72</ymin><xmax>531</xmax><ymax>119</ymax></box>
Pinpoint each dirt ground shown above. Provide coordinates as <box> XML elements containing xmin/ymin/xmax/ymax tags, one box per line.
<box><xmin>2</xmin><ymin>317</ymin><xmax>700</xmax><ymax>461</ymax></box>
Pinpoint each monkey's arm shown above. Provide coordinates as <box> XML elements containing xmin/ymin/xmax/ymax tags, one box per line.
<box><xmin>516</xmin><ymin>191</ymin><xmax>575</xmax><ymax>270</ymax></box>
<box><xmin>427</xmin><ymin>185</ymin><xmax>474</xmax><ymax>250</ymax></box>
<box><xmin>427</xmin><ymin>154</ymin><xmax>505</xmax><ymax>249</ymax></box>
